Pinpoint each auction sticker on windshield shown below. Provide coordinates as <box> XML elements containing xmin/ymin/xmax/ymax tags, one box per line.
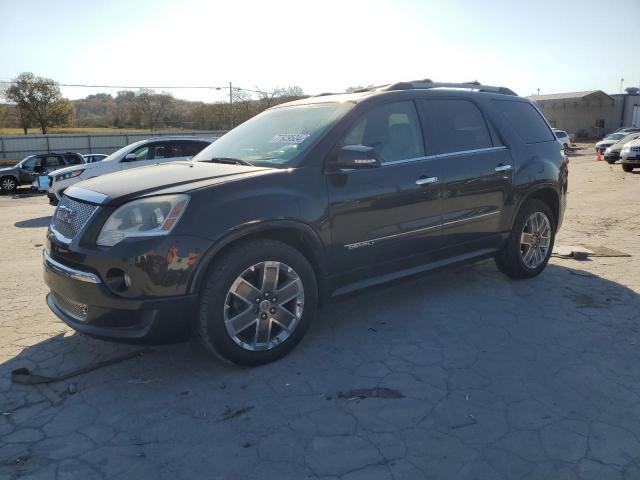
<box><xmin>269</xmin><ymin>133</ymin><xmax>310</xmax><ymax>144</ymax></box>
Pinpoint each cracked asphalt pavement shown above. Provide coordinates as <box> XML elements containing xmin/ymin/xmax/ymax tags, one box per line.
<box><xmin>1</xmin><ymin>145</ymin><xmax>640</xmax><ymax>479</ymax></box>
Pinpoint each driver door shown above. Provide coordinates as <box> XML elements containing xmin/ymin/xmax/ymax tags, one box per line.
<box><xmin>326</xmin><ymin>100</ymin><xmax>444</xmax><ymax>277</ymax></box>
<box><xmin>120</xmin><ymin>142</ymin><xmax>169</xmax><ymax>170</ymax></box>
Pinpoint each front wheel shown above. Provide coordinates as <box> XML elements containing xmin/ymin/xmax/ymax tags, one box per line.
<box><xmin>622</xmin><ymin>164</ymin><xmax>634</xmax><ymax>172</ymax></box>
<box><xmin>198</xmin><ymin>239</ymin><xmax>318</xmax><ymax>366</ymax></box>
<box><xmin>1</xmin><ymin>176</ymin><xmax>17</xmax><ymax>192</ymax></box>
<box><xmin>606</xmin><ymin>158</ymin><xmax>616</xmax><ymax>164</ymax></box>
<box><xmin>495</xmin><ymin>199</ymin><xmax>556</xmax><ymax>279</ymax></box>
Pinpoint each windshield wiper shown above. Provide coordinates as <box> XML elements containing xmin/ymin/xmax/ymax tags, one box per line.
<box><xmin>204</xmin><ymin>157</ymin><xmax>254</xmax><ymax>166</ymax></box>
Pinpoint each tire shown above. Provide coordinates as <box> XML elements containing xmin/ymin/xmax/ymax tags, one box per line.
<box><xmin>606</xmin><ymin>158</ymin><xmax>616</xmax><ymax>164</ymax></box>
<box><xmin>198</xmin><ymin>239</ymin><xmax>318</xmax><ymax>366</ymax></box>
<box><xmin>494</xmin><ymin>199</ymin><xmax>556</xmax><ymax>279</ymax></box>
<box><xmin>1</xmin><ymin>176</ymin><xmax>17</xmax><ymax>192</ymax></box>
<box><xmin>622</xmin><ymin>164</ymin><xmax>634</xmax><ymax>172</ymax></box>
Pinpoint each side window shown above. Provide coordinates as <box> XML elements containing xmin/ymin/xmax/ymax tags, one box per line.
<box><xmin>131</xmin><ymin>145</ymin><xmax>150</xmax><ymax>160</ymax></box>
<box><xmin>64</xmin><ymin>154</ymin><xmax>83</xmax><ymax>165</ymax></box>
<box><xmin>422</xmin><ymin>99</ymin><xmax>492</xmax><ymax>154</ymax></box>
<box><xmin>340</xmin><ymin>101</ymin><xmax>425</xmax><ymax>163</ymax></box>
<box><xmin>169</xmin><ymin>142</ymin><xmax>185</xmax><ymax>158</ymax></box>
<box><xmin>130</xmin><ymin>143</ymin><xmax>167</xmax><ymax>161</ymax></box>
<box><xmin>44</xmin><ymin>156</ymin><xmax>63</xmax><ymax>167</ymax></box>
<box><xmin>21</xmin><ymin>157</ymin><xmax>37</xmax><ymax>169</ymax></box>
<box><xmin>493</xmin><ymin>100</ymin><xmax>555</xmax><ymax>143</ymax></box>
<box><xmin>180</xmin><ymin>141</ymin><xmax>210</xmax><ymax>157</ymax></box>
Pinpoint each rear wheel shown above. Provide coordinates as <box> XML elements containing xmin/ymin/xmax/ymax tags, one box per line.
<box><xmin>1</xmin><ymin>176</ymin><xmax>17</xmax><ymax>192</ymax></box>
<box><xmin>198</xmin><ymin>239</ymin><xmax>317</xmax><ymax>366</ymax></box>
<box><xmin>495</xmin><ymin>199</ymin><xmax>555</xmax><ymax>279</ymax></box>
<box><xmin>622</xmin><ymin>164</ymin><xmax>634</xmax><ymax>172</ymax></box>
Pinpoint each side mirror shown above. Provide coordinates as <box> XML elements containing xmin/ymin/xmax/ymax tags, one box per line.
<box><xmin>122</xmin><ymin>153</ymin><xmax>137</xmax><ymax>162</ymax></box>
<box><xmin>333</xmin><ymin>145</ymin><xmax>381</xmax><ymax>170</ymax></box>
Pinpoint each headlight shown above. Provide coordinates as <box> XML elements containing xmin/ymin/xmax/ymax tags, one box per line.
<box><xmin>605</xmin><ymin>147</ymin><xmax>611</xmax><ymax>154</ymax></box>
<box><xmin>55</xmin><ymin>169</ymin><xmax>84</xmax><ymax>181</ymax></box>
<box><xmin>97</xmin><ymin>194</ymin><xmax>189</xmax><ymax>247</ymax></box>
<box><xmin>621</xmin><ymin>145</ymin><xmax>631</xmax><ymax>154</ymax></box>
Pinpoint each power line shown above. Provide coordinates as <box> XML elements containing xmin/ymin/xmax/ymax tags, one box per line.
<box><xmin>0</xmin><ymin>80</ymin><xmax>275</xmax><ymax>95</ymax></box>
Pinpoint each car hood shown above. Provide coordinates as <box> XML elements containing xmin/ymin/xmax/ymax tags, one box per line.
<box><xmin>596</xmin><ymin>140</ymin><xmax>615</xmax><ymax>147</ymax></box>
<box><xmin>64</xmin><ymin>161</ymin><xmax>276</xmax><ymax>206</ymax></box>
<box><xmin>0</xmin><ymin>165</ymin><xmax>17</xmax><ymax>173</ymax></box>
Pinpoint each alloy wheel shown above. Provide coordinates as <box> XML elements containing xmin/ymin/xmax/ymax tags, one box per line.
<box><xmin>520</xmin><ymin>212</ymin><xmax>551</xmax><ymax>269</ymax></box>
<box><xmin>1</xmin><ymin>178</ymin><xmax>16</xmax><ymax>191</ymax></box>
<box><xmin>223</xmin><ymin>261</ymin><xmax>304</xmax><ymax>351</ymax></box>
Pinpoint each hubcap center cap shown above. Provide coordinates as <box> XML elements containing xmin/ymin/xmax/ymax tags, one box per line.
<box><xmin>259</xmin><ymin>299</ymin><xmax>272</xmax><ymax>312</ymax></box>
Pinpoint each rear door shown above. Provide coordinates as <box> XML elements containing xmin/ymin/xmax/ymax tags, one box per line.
<box><xmin>327</xmin><ymin>100</ymin><xmax>443</xmax><ymax>274</ymax></box>
<box><xmin>418</xmin><ymin>98</ymin><xmax>513</xmax><ymax>249</ymax></box>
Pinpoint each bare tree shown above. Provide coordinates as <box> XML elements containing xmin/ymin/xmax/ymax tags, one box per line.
<box><xmin>133</xmin><ymin>89</ymin><xmax>173</xmax><ymax>132</ymax></box>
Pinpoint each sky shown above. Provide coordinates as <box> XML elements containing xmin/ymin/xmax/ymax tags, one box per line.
<box><xmin>1</xmin><ymin>0</ymin><xmax>639</xmax><ymax>103</ymax></box>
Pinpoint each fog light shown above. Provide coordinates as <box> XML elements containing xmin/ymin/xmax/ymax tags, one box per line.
<box><xmin>106</xmin><ymin>268</ymin><xmax>130</xmax><ymax>292</ymax></box>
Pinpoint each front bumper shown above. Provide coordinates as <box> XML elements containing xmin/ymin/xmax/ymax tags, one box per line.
<box><xmin>47</xmin><ymin>192</ymin><xmax>59</xmax><ymax>206</ymax></box>
<box><xmin>43</xmin><ymin>233</ymin><xmax>213</xmax><ymax>343</ymax></box>
<box><xmin>604</xmin><ymin>152</ymin><xmax>620</xmax><ymax>161</ymax></box>
<box><xmin>621</xmin><ymin>155</ymin><xmax>640</xmax><ymax>165</ymax></box>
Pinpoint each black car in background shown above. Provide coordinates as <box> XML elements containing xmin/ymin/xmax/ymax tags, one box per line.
<box><xmin>0</xmin><ymin>152</ymin><xmax>85</xmax><ymax>191</ymax></box>
<box><xmin>43</xmin><ymin>80</ymin><xmax>568</xmax><ymax>366</ymax></box>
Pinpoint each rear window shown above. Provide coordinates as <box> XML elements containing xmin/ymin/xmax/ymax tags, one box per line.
<box><xmin>555</xmin><ymin>130</ymin><xmax>568</xmax><ymax>138</ymax></box>
<box><xmin>493</xmin><ymin>100</ymin><xmax>555</xmax><ymax>144</ymax></box>
<box><xmin>421</xmin><ymin>99</ymin><xmax>493</xmax><ymax>154</ymax></box>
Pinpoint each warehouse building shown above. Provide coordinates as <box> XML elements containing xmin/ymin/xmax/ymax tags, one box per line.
<box><xmin>528</xmin><ymin>88</ymin><xmax>640</xmax><ymax>139</ymax></box>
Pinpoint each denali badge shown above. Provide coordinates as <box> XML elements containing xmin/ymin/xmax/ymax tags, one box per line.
<box><xmin>55</xmin><ymin>205</ymin><xmax>75</xmax><ymax>225</ymax></box>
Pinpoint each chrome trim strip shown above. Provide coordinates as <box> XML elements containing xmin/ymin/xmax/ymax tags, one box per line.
<box><xmin>344</xmin><ymin>211</ymin><xmax>501</xmax><ymax>249</ymax></box>
<box><xmin>43</xmin><ymin>250</ymin><xmax>101</xmax><ymax>284</ymax></box>
<box><xmin>440</xmin><ymin>210</ymin><xmax>500</xmax><ymax>228</ymax></box>
<box><xmin>436</xmin><ymin>146</ymin><xmax>508</xmax><ymax>159</ymax></box>
<box><xmin>380</xmin><ymin>146</ymin><xmax>507</xmax><ymax>167</ymax></box>
<box><xmin>64</xmin><ymin>186</ymin><xmax>109</xmax><ymax>205</ymax></box>
<box><xmin>494</xmin><ymin>164</ymin><xmax>513</xmax><ymax>172</ymax></box>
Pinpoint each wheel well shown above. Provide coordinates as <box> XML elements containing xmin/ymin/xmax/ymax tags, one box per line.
<box><xmin>193</xmin><ymin>227</ymin><xmax>327</xmax><ymax>297</ymax></box>
<box><xmin>528</xmin><ymin>188</ymin><xmax>559</xmax><ymax>226</ymax></box>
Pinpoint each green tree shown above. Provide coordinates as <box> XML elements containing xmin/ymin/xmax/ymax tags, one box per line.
<box><xmin>3</xmin><ymin>72</ymin><xmax>74</xmax><ymax>134</ymax></box>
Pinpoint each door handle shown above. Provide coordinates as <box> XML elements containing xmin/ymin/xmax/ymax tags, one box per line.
<box><xmin>415</xmin><ymin>176</ymin><xmax>438</xmax><ymax>186</ymax></box>
<box><xmin>494</xmin><ymin>164</ymin><xmax>512</xmax><ymax>172</ymax></box>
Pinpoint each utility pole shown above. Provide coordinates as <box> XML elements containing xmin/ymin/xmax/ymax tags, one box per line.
<box><xmin>620</xmin><ymin>78</ymin><xmax>624</xmax><ymax>94</ymax></box>
<box><xmin>229</xmin><ymin>81</ymin><xmax>233</xmax><ymax>129</ymax></box>
<box><xmin>536</xmin><ymin>88</ymin><xmax>540</xmax><ymax>96</ymax></box>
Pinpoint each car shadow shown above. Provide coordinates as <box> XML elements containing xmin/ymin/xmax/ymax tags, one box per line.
<box><xmin>1</xmin><ymin>260</ymin><xmax>638</xmax><ymax>386</ymax></box>
<box><xmin>14</xmin><ymin>216</ymin><xmax>52</xmax><ymax>228</ymax></box>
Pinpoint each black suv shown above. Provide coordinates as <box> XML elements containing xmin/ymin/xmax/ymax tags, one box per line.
<box><xmin>0</xmin><ymin>152</ymin><xmax>85</xmax><ymax>192</ymax></box>
<box><xmin>43</xmin><ymin>80</ymin><xmax>568</xmax><ymax>365</ymax></box>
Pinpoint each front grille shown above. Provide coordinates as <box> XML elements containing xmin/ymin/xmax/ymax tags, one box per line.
<box><xmin>52</xmin><ymin>293</ymin><xmax>88</xmax><ymax>322</ymax></box>
<box><xmin>51</xmin><ymin>196</ymin><xmax>98</xmax><ymax>241</ymax></box>
<box><xmin>631</xmin><ymin>147</ymin><xmax>640</xmax><ymax>153</ymax></box>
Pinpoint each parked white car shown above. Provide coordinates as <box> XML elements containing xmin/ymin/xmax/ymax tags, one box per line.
<box><xmin>595</xmin><ymin>132</ymin><xmax>628</xmax><ymax>153</ymax></box>
<box><xmin>47</xmin><ymin>137</ymin><xmax>213</xmax><ymax>205</ymax></box>
<box><xmin>621</xmin><ymin>138</ymin><xmax>640</xmax><ymax>172</ymax></box>
<box><xmin>552</xmin><ymin>129</ymin><xmax>571</xmax><ymax>150</ymax></box>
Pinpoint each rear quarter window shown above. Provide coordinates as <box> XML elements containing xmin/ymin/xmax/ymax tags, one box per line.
<box><xmin>493</xmin><ymin>100</ymin><xmax>555</xmax><ymax>144</ymax></box>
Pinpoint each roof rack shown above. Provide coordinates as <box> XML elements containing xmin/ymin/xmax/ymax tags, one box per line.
<box><xmin>358</xmin><ymin>79</ymin><xmax>517</xmax><ymax>96</ymax></box>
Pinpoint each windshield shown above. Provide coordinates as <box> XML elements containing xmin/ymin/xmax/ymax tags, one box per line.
<box><xmin>18</xmin><ymin>155</ymin><xmax>36</xmax><ymax>168</ymax></box>
<box><xmin>605</xmin><ymin>133</ymin><xmax>625</xmax><ymax>140</ymax></box>
<box><xmin>615</xmin><ymin>133</ymin><xmax>640</xmax><ymax>146</ymax></box>
<box><xmin>101</xmin><ymin>140</ymin><xmax>146</xmax><ymax>162</ymax></box>
<box><xmin>193</xmin><ymin>103</ymin><xmax>354</xmax><ymax>168</ymax></box>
